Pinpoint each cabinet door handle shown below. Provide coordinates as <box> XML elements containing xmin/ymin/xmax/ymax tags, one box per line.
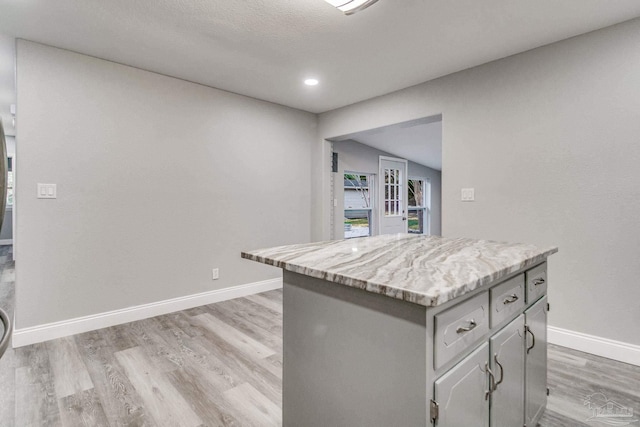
<box><xmin>525</xmin><ymin>325</ymin><xmax>536</xmax><ymax>354</ymax></box>
<box><xmin>493</xmin><ymin>354</ymin><xmax>504</xmax><ymax>390</ymax></box>
<box><xmin>533</xmin><ymin>278</ymin><xmax>545</xmax><ymax>286</ymax></box>
<box><xmin>503</xmin><ymin>294</ymin><xmax>519</xmax><ymax>304</ymax></box>
<box><xmin>485</xmin><ymin>363</ymin><xmax>496</xmax><ymax>400</ymax></box>
<box><xmin>456</xmin><ymin>319</ymin><xmax>477</xmax><ymax>334</ymax></box>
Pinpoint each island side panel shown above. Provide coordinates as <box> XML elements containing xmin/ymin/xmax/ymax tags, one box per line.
<box><xmin>283</xmin><ymin>271</ymin><xmax>428</xmax><ymax>427</ymax></box>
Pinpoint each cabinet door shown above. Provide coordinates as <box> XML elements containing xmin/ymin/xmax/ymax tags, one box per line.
<box><xmin>525</xmin><ymin>296</ymin><xmax>547</xmax><ymax>426</ymax></box>
<box><xmin>490</xmin><ymin>314</ymin><xmax>525</xmax><ymax>427</ymax></box>
<box><xmin>435</xmin><ymin>343</ymin><xmax>489</xmax><ymax>427</ymax></box>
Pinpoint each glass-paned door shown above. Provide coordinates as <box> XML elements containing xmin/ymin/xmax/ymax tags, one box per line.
<box><xmin>384</xmin><ymin>168</ymin><xmax>402</xmax><ymax>216</ymax></box>
<box><xmin>379</xmin><ymin>157</ymin><xmax>407</xmax><ymax>235</ymax></box>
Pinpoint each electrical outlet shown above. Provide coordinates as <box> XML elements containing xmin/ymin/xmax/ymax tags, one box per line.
<box><xmin>212</xmin><ymin>268</ymin><xmax>219</xmax><ymax>280</ymax></box>
<box><xmin>461</xmin><ymin>188</ymin><xmax>475</xmax><ymax>202</ymax></box>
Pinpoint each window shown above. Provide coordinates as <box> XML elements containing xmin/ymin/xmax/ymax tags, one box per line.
<box><xmin>344</xmin><ymin>173</ymin><xmax>374</xmax><ymax>239</ymax></box>
<box><xmin>6</xmin><ymin>158</ymin><xmax>12</xmax><ymax>207</ymax></box>
<box><xmin>384</xmin><ymin>167</ymin><xmax>402</xmax><ymax>217</ymax></box>
<box><xmin>408</xmin><ymin>178</ymin><xmax>430</xmax><ymax>234</ymax></box>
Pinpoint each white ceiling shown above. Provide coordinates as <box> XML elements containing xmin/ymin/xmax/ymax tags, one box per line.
<box><xmin>353</xmin><ymin>120</ymin><xmax>442</xmax><ymax>171</ymax></box>
<box><xmin>1</xmin><ymin>1</ymin><xmax>640</xmax><ymax>114</ymax></box>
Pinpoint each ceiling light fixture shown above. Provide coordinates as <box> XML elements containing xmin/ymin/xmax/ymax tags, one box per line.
<box><xmin>323</xmin><ymin>0</ymin><xmax>379</xmax><ymax>15</ymax></box>
<box><xmin>304</xmin><ymin>78</ymin><xmax>319</xmax><ymax>86</ymax></box>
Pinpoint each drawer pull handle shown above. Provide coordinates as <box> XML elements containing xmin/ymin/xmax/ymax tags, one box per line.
<box><xmin>525</xmin><ymin>325</ymin><xmax>536</xmax><ymax>354</ymax></box>
<box><xmin>503</xmin><ymin>294</ymin><xmax>519</xmax><ymax>304</ymax></box>
<box><xmin>456</xmin><ymin>319</ymin><xmax>477</xmax><ymax>334</ymax></box>
<box><xmin>493</xmin><ymin>354</ymin><xmax>504</xmax><ymax>390</ymax></box>
<box><xmin>533</xmin><ymin>278</ymin><xmax>545</xmax><ymax>286</ymax></box>
<box><xmin>485</xmin><ymin>363</ymin><xmax>496</xmax><ymax>400</ymax></box>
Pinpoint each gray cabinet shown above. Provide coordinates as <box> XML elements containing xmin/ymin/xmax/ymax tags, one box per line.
<box><xmin>434</xmin><ymin>291</ymin><xmax>489</xmax><ymax>369</ymax></box>
<box><xmin>525</xmin><ymin>296</ymin><xmax>548</xmax><ymax>427</ymax></box>
<box><xmin>490</xmin><ymin>314</ymin><xmax>525</xmax><ymax>427</ymax></box>
<box><xmin>490</xmin><ymin>274</ymin><xmax>525</xmax><ymax>328</ymax></box>
<box><xmin>433</xmin><ymin>265</ymin><xmax>548</xmax><ymax>427</ymax></box>
<box><xmin>526</xmin><ymin>263</ymin><xmax>547</xmax><ymax>304</ymax></box>
<box><xmin>434</xmin><ymin>315</ymin><xmax>529</xmax><ymax>427</ymax></box>
<box><xmin>434</xmin><ymin>343</ymin><xmax>490</xmax><ymax>427</ymax></box>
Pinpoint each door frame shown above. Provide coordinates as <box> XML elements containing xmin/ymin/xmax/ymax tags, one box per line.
<box><xmin>378</xmin><ymin>156</ymin><xmax>409</xmax><ymax>235</ymax></box>
<box><xmin>322</xmin><ymin>114</ymin><xmax>443</xmax><ymax>242</ymax></box>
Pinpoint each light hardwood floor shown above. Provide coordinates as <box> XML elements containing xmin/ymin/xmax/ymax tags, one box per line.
<box><xmin>0</xmin><ymin>246</ymin><xmax>637</xmax><ymax>426</ymax></box>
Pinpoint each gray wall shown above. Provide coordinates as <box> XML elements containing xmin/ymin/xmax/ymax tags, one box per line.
<box><xmin>0</xmin><ymin>135</ymin><xmax>14</xmax><ymax>242</ymax></box>
<box><xmin>333</xmin><ymin>140</ymin><xmax>442</xmax><ymax>239</ymax></box>
<box><xmin>317</xmin><ymin>19</ymin><xmax>640</xmax><ymax>346</ymax></box>
<box><xmin>15</xmin><ymin>41</ymin><xmax>316</xmax><ymax>329</ymax></box>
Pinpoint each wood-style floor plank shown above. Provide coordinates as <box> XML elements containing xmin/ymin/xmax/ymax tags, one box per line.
<box><xmin>0</xmin><ymin>247</ymin><xmax>15</xmax><ymax>425</ymax></box>
<box><xmin>74</xmin><ymin>329</ymin><xmax>149</xmax><ymax>426</ymax></box>
<box><xmin>244</xmin><ymin>293</ymin><xmax>283</xmax><ymax>315</ymax></box>
<box><xmin>193</xmin><ymin>315</ymin><xmax>282</xmax><ymax>407</ymax></box>
<box><xmin>150</xmin><ymin>315</ymin><xmax>240</xmax><ymax>393</ymax></box>
<box><xmin>165</xmin><ymin>366</ymin><xmax>244</xmax><ymax>427</ymax></box>
<box><xmin>261</xmin><ymin>353</ymin><xmax>283</xmax><ymax>380</ymax></box>
<box><xmin>14</xmin><ymin>344</ymin><xmax>62</xmax><ymax>426</ymax></box>
<box><xmin>193</xmin><ymin>312</ymin><xmax>276</xmax><ymax>360</ymax></box>
<box><xmin>223</xmin><ymin>383</ymin><xmax>282</xmax><ymax>427</ymax></box>
<box><xmin>58</xmin><ymin>388</ymin><xmax>110</xmax><ymax>427</ymax></box>
<box><xmin>211</xmin><ymin>297</ymin><xmax>282</xmax><ymax>336</ymax></box>
<box><xmin>47</xmin><ymin>336</ymin><xmax>94</xmax><ymax>398</ymax></box>
<box><xmin>118</xmin><ymin>319</ymin><xmax>184</xmax><ymax>373</ymax></box>
<box><xmin>204</xmin><ymin>302</ymin><xmax>283</xmax><ymax>355</ymax></box>
<box><xmin>114</xmin><ymin>346</ymin><xmax>202</xmax><ymax>427</ymax></box>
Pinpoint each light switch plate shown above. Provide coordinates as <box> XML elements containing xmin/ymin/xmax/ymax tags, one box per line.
<box><xmin>461</xmin><ymin>188</ymin><xmax>475</xmax><ymax>202</ymax></box>
<box><xmin>37</xmin><ymin>183</ymin><xmax>57</xmax><ymax>199</ymax></box>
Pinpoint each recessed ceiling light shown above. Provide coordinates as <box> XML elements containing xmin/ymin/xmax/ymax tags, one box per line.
<box><xmin>304</xmin><ymin>78</ymin><xmax>319</xmax><ymax>86</ymax></box>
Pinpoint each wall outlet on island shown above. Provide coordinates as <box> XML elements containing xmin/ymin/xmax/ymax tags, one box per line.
<box><xmin>212</xmin><ymin>268</ymin><xmax>219</xmax><ymax>280</ymax></box>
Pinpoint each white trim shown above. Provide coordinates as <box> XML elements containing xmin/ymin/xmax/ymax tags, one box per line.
<box><xmin>0</xmin><ymin>239</ymin><xmax>12</xmax><ymax>245</ymax></box>
<box><xmin>378</xmin><ymin>155</ymin><xmax>409</xmax><ymax>163</ymax></box>
<box><xmin>12</xmin><ymin>278</ymin><xmax>282</xmax><ymax>348</ymax></box>
<box><xmin>548</xmin><ymin>326</ymin><xmax>640</xmax><ymax>367</ymax></box>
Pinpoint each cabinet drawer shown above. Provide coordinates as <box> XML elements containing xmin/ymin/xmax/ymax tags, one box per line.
<box><xmin>434</xmin><ymin>291</ymin><xmax>489</xmax><ymax>369</ymax></box>
<box><xmin>490</xmin><ymin>274</ymin><xmax>525</xmax><ymax>327</ymax></box>
<box><xmin>526</xmin><ymin>263</ymin><xmax>547</xmax><ymax>304</ymax></box>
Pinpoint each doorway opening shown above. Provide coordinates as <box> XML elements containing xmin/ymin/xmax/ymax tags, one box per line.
<box><xmin>328</xmin><ymin>115</ymin><xmax>442</xmax><ymax>240</ymax></box>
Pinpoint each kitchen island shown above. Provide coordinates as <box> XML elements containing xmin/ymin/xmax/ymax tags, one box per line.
<box><xmin>242</xmin><ymin>234</ymin><xmax>557</xmax><ymax>427</ymax></box>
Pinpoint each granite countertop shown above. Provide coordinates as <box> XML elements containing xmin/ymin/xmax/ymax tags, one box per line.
<box><xmin>242</xmin><ymin>234</ymin><xmax>558</xmax><ymax>307</ymax></box>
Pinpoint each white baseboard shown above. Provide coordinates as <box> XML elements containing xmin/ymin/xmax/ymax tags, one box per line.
<box><xmin>0</xmin><ymin>239</ymin><xmax>13</xmax><ymax>246</ymax></box>
<box><xmin>12</xmin><ymin>277</ymin><xmax>282</xmax><ymax>348</ymax></box>
<box><xmin>548</xmin><ymin>326</ymin><xmax>640</xmax><ymax>367</ymax></box>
